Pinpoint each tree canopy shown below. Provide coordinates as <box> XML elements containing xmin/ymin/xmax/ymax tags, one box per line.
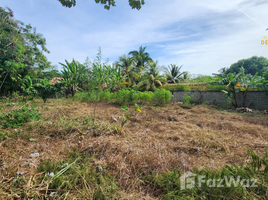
<box><xmin>0</xmin><ymin>7</ymin><xmax>50</xmax><ymax>94</ymax></box>
<box><xmin>58</xmin><ymin>0</ymin><xmax>145</xmax><ymax>10</ymax></box>
<box><xmin>224</xmin><ymin>56</ymin><xmax>268</xmax><ymax>77</ymax></box>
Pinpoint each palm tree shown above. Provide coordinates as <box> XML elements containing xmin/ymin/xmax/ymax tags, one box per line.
<box><xmin>128</xmin><ymin>46</ymin><xmax>152</xmax><ymax>74</ymax></box>
<box><xmin>163</xmin><ymin>64</ymin><xmax>185</xmax><ymax>83</ymax></box>
<box><xmin>116</xmin><ymin>55</ymin><xmax>139</xmax><ymax>87</ymax></box>
<box><xmin>138</xmin><ymin>60</ymin><xmax>167</xmax><ymax>91</ymax></box>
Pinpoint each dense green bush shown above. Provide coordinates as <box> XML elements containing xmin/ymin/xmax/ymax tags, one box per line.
<box><xmin>75</xmin><ymin>89</ymin><xmax>173</xmax><ymax>106</ymax></box>
<box><xmin>34</xmin><ymin>79</ymin><xmax>64</xmax><ymax>103</ymax></box>
<box><xmin>182</xmin><ymin>94</ymin><xmax>193</xmax><ymax>105</ymax></box>
<box><xmin>0</xmin><ymin>105</ymin><xmax>42</xmax><ymax>128</ymax></box>
<box><xmin>154</xmin><ymin>88</ymin><xmax>173</xmax><ymax>105</ymax></box>
<box><xmin>139</xmin><ymin>91</ymin><xmax>154</xmax><ymax>102</ymax></box>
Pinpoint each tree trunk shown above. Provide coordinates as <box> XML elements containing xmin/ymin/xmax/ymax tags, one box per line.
<box><xmin>243</xmin><ymin>90</ymin><xmax>248</xmax><ymax>107</ymax></box>
<box><xmin>232</xmin><ymin>86</ymin><xmax>238</xmax><ymax>108</ymax></box>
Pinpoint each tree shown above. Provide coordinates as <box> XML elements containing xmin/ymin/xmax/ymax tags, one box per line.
<box><xmin>128</xmin><ymin>46</ymin><xmax>152</xmax><ymax>75</ymax></box>
<box><xmin>0</xmin><ymin>7</ymin><xmax>50</xmax><ymax>95</ymax></box>
<box><xmin>138</xmin><ymin>61</ymin><xmax>167</xmax><ymax>91</ymax></box>
<box><xmin>163</xmin><ymin>64</ymin><xmax>185</xmax><ymax>83</ymax></box>
<box><xmin>58</xmin><ymin>0</ymin><xmax>145</xmax><ymax>10</ymax></box>
<box><xmin>221</xmin><ymin>67</ymin><xmax>245</xmax><ymax>108</ymax></box>
<box><xmin>59</xmin><ymin>59</ymin><xmax>80</xmax><ymax>97</ymax></box>
<box><xmin>263</xmin><ymin>67</ymin><xmax>268</xmax><ymax>80</ymax></box>
<box><xmin>240</xmin><ymin>73</ymin><xmax>265</xmax><ymax>107</ymax></box>
<box><xmin>224</xmin><ymin>56</ymin><xmax>268</xmax><ymax>77</ymax></box>
<box><xmin>115</xmin><ymin>55</ymin><xmax>139</xmax><ymax>87</ymax></box>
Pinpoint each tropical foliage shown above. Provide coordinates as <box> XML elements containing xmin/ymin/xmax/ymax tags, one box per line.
<box><xmin>223</xmin><ymin>56</ymin><xmax>268</xmax><ymax>77</ymax></box>
<box><xmin>0</xmin><ymin>7</ymin><xmax>50</xmax><ymax>95</ymax></box>
<box><xmin>164</xmin><ymin>64</ymin><xmax>185</xmax><ymax>83</ymax></box>
<box><xmin>220</xmin><ymin>67</ymin><xmax>266</xmax><ymax>108</ymax></box>
<box><xmin>59</xmin><ymin>59</ymin><xmax>80</xmax><ymax>97</ymax></box>
<box><xmin>240</xmin><ymin>72</ymin><xmax>265</xmax><ymax>107</ymax></box>
<box><xmin>128</xmin><ymin>46</ymin><xmax>152</xmax><ymax>74</ymax></box>
<box><xmin>138</xmin><ymin>61</ymin><xmax>167</xmax><ymax>91</ymax></box>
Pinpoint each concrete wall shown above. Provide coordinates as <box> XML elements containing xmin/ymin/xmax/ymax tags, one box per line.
<box><xmin>171</xmin><ymin>91</ymin><xmax>268</xmax><ymax>110</ymax></box>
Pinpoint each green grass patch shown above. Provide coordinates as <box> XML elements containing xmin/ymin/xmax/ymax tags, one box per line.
<box><xmin>147</xmin><ymin>149</ymin><xmax>268</xmax><ymax>199</ymax></box>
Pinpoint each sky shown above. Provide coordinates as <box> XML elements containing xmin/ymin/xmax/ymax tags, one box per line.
<box><xmin>1</xmin><ymin>0</ymin><xmax>268</xmax><ymax>75</ymax></box>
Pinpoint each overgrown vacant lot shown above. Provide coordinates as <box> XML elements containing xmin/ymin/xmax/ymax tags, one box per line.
<box><xmin>1</xmin><ymin>99</ymin><xmax>268</xmax><ymax>199</ymax></box>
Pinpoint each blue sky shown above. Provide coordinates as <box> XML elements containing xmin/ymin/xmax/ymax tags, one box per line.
<box><xmin>1</xmin><ymin>0</ymin><xmax>268</xmax><ymax>75</ymax></box>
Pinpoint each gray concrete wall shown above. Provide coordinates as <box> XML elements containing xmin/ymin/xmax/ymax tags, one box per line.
<box><xmin>171</xmin><ymin>91</ymin><xmax>268</xmax><ymax>110</ymax></box>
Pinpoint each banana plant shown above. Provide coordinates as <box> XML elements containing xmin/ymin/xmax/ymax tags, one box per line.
<box><xmin>59</xmin><ymin>59</ymin><xmax>80</xmax><ymax>97</ymax></box>
<box><xmin>20</xmin><ymin>75</ymin><xmax>37</xmax><ymax>101</ymax></box>
<box><xmin>240</xmin><ymin>73</ymin><xmax>265</xmax><ymax>107</ymax></box>
<box><xmin>107</xmin><ymin>65</ymin><xmax>127</xmax><ymax>91</ymax></box>
<box><xmin>221</xmin><ymin>67</ymin><xmax>245</xmax><ymax>108</ymax></box>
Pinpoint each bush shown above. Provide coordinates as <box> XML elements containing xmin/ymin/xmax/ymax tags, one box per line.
<box><xmin>116</xmin><ymin>89</ymin><xmax>131</xmax><ymax>105</ymax></box>
<box><xmin>203</xmin><ymin>101</ymin><xmax>210</xmax><ymax>105</ymax></box>
<box><xmin>75</xmin><ymin>89</ymin><xmax>173</xmax><ymax>106</ymax></box>
<box><xmin>139</xmin><ymin>91</ymin><xmax>154</xmax><ymax>103</ymax></box>
<box><xmin>182</xmin><ymin>94</ymin><xmax>193</xmax><ymax>105</ymax></box>
<box><xmin>100</xmin><ymin>89</ymin><xmax>112</xmax><ymax>101</ymax></box>
<box><xmin>154</xmin><ymin>89</ymin><xmax>173</xmax><ymax>106</ymax></box>
<box><xmin>0</xmin><ymin>105</ymin><xmax>42</xmax><ymax>128</ymax></box>
<box><xmin>34</xmin><ymin>79</ymin><xmax>64</xmax><ymax>103</ymax></box>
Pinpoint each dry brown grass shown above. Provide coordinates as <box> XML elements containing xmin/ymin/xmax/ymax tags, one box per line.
<box><xmin>0</xmin><ymin>99</ymin><xmax>268</xmax><ymax>199</ymax></box>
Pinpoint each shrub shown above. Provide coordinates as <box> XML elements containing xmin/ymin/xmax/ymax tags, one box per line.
<box><xmin>75</xmin><ymin>89</ymin><xmax>173</xmax><ymax>106</ymax></box>
<box><xmin>139</xmin><ymin>91</ymin><xmax>154</xmax><ymax>103</ymax></box>
<box><xmin>115</xmin><ymin>89</ymin><xmax>130</xmax><ymax>105</ymax></box>
<box><xmin>182</xmin><ymin>94</ymin><xmax>192</xmax><ymax>105</ymax></box>
<box><xmin>0</xmin><ymin>105</ymin><xmax>42</xmax><ymax>128</ymax></box>
<box><xmin>100</xmin><ymin>89</ymin><xmax>112</xmax><ymax>101</ymax></box>
<box><xmin>0</xmin><ymin>132</ymin><xmax>8</xmax><ymax>141</ymax></box>
<box><xmin>154</xmin><ymin>89</ymin><xmax>173</xmax><ymax>106</ymax></box>
<box><xmin>34</xmin><ymin>79</ymin><xmax>64</xmax><ymax>103</ymax></box>
<box><xmin>203</xmin><ymin>101</ymin><xmax>210</xmax><ymax>105</ymax></box>
<box><xmin>129</xmin><ymin>89</ymin><xmax>139</xmax><ymax>104</ymax></box>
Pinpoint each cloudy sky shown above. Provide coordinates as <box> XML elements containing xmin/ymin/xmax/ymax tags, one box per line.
<box><xmin>1</xmin><ymin>0</ymin><xmax>268</xmax><ymax>75</ymax></box>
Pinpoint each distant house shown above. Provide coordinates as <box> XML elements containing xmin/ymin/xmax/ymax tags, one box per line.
<box><xmin>50</xmin><ymin>77</ymin><xmax>64</xmax><ymax>85</ymax></box>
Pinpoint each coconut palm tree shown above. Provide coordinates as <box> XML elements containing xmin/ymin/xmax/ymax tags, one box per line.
<box><xmin>116</xmin><ymin>55</ymin><xmax>139</xmax><ymax>87</ymax></box>
<box><xmin>128</xmin><ymin>46</ymin><xmax>152</xmax><ymax>74</ymax></box>
<box><xmin>138</xmin><ymin>60</ymin><xmax>167</xmax><ymax>91</ymax></box>
<box><xmin>164</xmin><ymin>64</ymin><xmax>185</xmax><ymax>83</ymax></box>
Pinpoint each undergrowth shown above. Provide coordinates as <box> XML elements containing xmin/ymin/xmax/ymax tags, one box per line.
<box><xmin>0</xmin><ymin>105</ymin><xmax>42</xmax><ymax>128</ymax></box>
<box><xmin>74</xmin><ymin>88</ymin><xmax>173</xmax><ymax>106</ymax></box>
<box><xmin>38</xmin><ymin>151</ymin><xmax>119</xmax><ymax>199</ymax></box>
